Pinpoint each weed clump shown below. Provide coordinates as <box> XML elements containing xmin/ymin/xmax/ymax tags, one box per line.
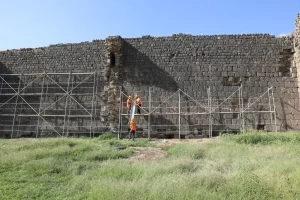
<box><xmin>221</xmin><ymin>131</ymin><xmax>300</xmax><ymax>145</ymax></box>
<box><xmin>98</xmin><ymin>133</ymin><xmax>117</xmax><ymax>140</ymax></box>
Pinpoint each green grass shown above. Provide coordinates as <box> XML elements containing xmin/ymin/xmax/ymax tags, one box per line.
<box><xmin>1</xmin><ymin>132</ymin><xmax>300</xmax><ymax>199</ymax></box>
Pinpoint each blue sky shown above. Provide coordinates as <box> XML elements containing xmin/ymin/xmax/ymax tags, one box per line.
<box><xmin>1</xmin><ymin>0</ymin><xmax>299</xmax><ymax>50</ymax></box>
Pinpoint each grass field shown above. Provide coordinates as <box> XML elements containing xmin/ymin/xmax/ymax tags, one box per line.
<box><xmin>1</xmin><ymin>132</ymin><xmax>300</xmax><ymax>200</ymax></box>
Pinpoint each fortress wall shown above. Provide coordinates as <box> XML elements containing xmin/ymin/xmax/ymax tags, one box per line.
<box><xmin>123</xmin><ymin>34</ymin><xmax>299</xmax><ymax>131</ymax></box>
<box><xmin>295</xmin><ymin>14</ymin><xmax>300</xmax><ymax>103</ymax></box>
<box><xmin>1</xmin><ymin>14</ymin><xmax>300</xmax><ymax>137</ymax></box>
<box><xmin>0</xmin><ymin>40</ymin><xmax>114</xmax><ymax>137</ymax></box>
<box><xmin>0</xmin><ymin>40</ymin><xmax>107</xmax><ymax>74</ymax></box>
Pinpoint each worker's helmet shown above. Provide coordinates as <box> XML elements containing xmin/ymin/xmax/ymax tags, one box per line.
<box><xmin>135</xmin><ymin>94</ymin><xmax>138</xmax><ymax>98</ymax></box>
<box><xmin>128</xmin><ymin>96</ymin><xmax>132</xmax><ymax>99</ymax></box>
<box><xmin>131</xmin><ymin>118</ymin><xmax>135</xmax><ymax>122</ymax></box>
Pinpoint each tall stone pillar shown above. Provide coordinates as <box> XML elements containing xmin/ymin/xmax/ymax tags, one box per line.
<box><xmin>101</xmin><ymin>36</ymin><xmax>124</xmax><ymax>131</ymax></box>
<box><xmin>294</xmin><ymin>14</ymin><xmax>300</xmax><ymax>101</ymax></box>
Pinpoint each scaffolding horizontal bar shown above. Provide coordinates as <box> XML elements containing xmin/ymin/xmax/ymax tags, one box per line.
<box><xmin>0</xmin><ymin>93</ymin><xmax>95</xmax><ymax>96</ymax></box>
<box><xmin>0</xmin><ymin>72</ymin><xmax>94</xmax><ymax>76</ymax></box>
<box><xmin>0</xmin><ymin>114</ymin><xmax>91</xmax><ymax>117</ymax></box>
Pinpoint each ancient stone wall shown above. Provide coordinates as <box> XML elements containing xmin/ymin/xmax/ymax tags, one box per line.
<box><xmin>0</xmin><ymin>40</ymin><xmax>121</xmax><ymax>137</ymax></box>
<box><xmin>122</xmin><ymin>34</ymin><xmax>298</xmax><ymax>132</ymax></box>
<box><xmin>294</xmin><ymin>14</ymin><xmax>300</xmax><ymax>102</ymax></box>
<box><xmin>1</xmin><ymin>14</ymin><xmax>300</xmax><ymax>138</ymax></box>
<box><xmin>0</xmin><ymin>40</ymin><xmax>106</xmax><ymax>74</ymax></box>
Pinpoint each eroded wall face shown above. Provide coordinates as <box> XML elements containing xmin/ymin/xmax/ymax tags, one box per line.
<box><xmin>123</xmin><ymin>34</ymin><xmax>299</xmax><ymax>132</ymax></box>
<box><xmin>1</xmin><ymin>21</ymin><xmax>300</xmax><ymax>137</ymax></box>
<box><xmin>0</xmin><ymin>40</ymin><xmax>120</xmax><ymax>137</ymax></box>
<box><xmin>0</xmin><ymin>41</ymin><xmax>107</xmax><ymax>73</ymax></box>
<box><xmin>295</xmin><ymin>14</ymin><xmax>300</xmax><ymax>106</ymax></box>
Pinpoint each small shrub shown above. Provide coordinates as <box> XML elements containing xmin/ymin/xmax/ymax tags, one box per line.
<box><xmin>221</xmin><ymin>131</ymin><xmax>300</xmax><ymax>145</ymax></box>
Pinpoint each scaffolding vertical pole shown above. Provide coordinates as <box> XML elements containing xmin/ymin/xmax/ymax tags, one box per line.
<box><xmin>118</xmin><ymin>88</ymin><xmax>122</xmax><ymax>140</ymax></box>
<box><xmin>238</xmin><ymin>85</ymin><xmax>242</xmax><ymax>132</ymax></box>
<box><xmin>40</xmin><ymin>74</ymin><xmax>49</xmax><ymax>136</ymax></box>
<box><xmin>207</xmin><ymin>87</ymin><xmax>209</xmax><ymax>137</ymax></box>
<box><xmin>148</xmin><ymin>87</ymin><xmax>151</xmax><ymax>139</ymax></box>
<box><xmin>239</xmin><ymin>84</ymin><xmax>245</xmax><ymax>133</ymax></box>
<box><xmin>11</xmin><ymin>74</ymin><xmax>22</xmax><ymax>139</ymax></box>
<box><xmin>271</xmin><ymin>87</ymin><xmax>277</xmax><ymax>132</ymax></box>
<box><xmin>210</xmin><ymin>88</ymin><xmax>212</xmax><ymax>138</ymax></box>
<box><xmin>0</xmin><ymin>78</ymin><xmax>3</xmax><ymax>93</ymax></box>
<box><xmin>267</xmin><ymin>87</ymin><xmax>273</xmax><ymax>131</ymax></box>
<box><xmin>17</xmin><ymin>103</ymin><xmax>22</xmax><ymax>138</ymax></box>
<box><xmin>178</xmin><ymin>89</ymin><xmax>181</xmax><ymax>139</ymax></box>
<box><xmin>90</xmin><ymin>72</ymin><xmax>96</xmax><ymax>138</ymax></box>
<box><xmin>93</xmin><ymin>73</ymin><xmax>99</xmax><ymax>138</ymax></box>
<box><xmin>241</xmin><ymin>85</ymin><xmax>245</xmax><ymax>133</ymax></box>
<box><xmin>18</xmin><ymin>75</ymin><xmax>26</xmax><ymax>138</ymax></box>
<box><xmin>66</xmin><ymin>75</ymin><xmax>74</xmax><ymax>137</ymax></box>
<box><xmin>207</xmin><ymin>87</ymin><xmax>212</xmax><ymax>138</ymax></box>
<box><xmin>63</xmin><ymin>72</ymin><xmax>71</xmax><ymax>137</ymax></box>
<box><xmin>36</xmin><ymin>72</ymin><xmax>45</xmax><ymax>138</ymax></box>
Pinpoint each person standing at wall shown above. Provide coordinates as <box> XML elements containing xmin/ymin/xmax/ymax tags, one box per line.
<box><xmin>127</xmin><ymin>96</ymin><xmax>132</xmax><ymax>114</ymax></box>
<box><xmin>129</xmin><ymin>118</ymin><xmax>136</xmax><ymax>141</ymax></box>
<box><xmin>135</xmin><ymin>94</ymin><xmax>142</xmax><ymax>114</ymax></box>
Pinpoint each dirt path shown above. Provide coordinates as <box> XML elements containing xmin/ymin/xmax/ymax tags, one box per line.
<box><xmin>128</xmin><ymin>137</ymin><xmax>218</xmax><ymax>161</ymax></box>
<box><xmin>128</xmin><ymin>147</ymin><xmax>167</xmax><ymax>161</ymax></box>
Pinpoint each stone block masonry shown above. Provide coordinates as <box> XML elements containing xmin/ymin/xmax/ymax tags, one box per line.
<box><xmin>123</xmin><ymin>33</ymin><xmax>297</xmax><ymax>131</ymax></box>
<box><xmin>1</xmin><ymin>14</ymin><xmax>300</xmax><ymax>137</ymax></box>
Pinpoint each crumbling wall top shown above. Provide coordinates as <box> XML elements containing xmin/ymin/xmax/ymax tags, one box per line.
<box><xmin>105</xmin><ymin>36</ymin><xmax>123</xmax><ymax>53</ymax></box>
<box><xmin>294</xmin><ymin>13</ymin><xmax>300</xmax><ymax>49</ymax></box>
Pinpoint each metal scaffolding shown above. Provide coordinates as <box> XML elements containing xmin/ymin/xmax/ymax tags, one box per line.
<box><xmin>0</xmin><ymin>72</ymin><xmax>98</xmax><ymax>138</ymax></box>
<box><xmin>118</xmin><ymin>85</ymin><xmax>277</xmax><ymax>139</ymax></box>
<box><xmin>0</xmin><ymin>72</ymin><xmax>277</xmax><ymax>139</ymax></box>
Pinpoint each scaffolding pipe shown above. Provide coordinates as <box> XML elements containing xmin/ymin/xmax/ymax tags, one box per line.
<box><xmin>239</xmin><ymin>84</ymin><xmax>242</xmax><ymax>133</ymax></box>
<box><xmin>36</xmin><ymin>73</ymin><xmax>45</xmax><ymax>137</ymax></box>
<box><xmin>90</xmin><ymin>72</ymin><xmax>96</xmax><ymax>138</ymax></box>
<box><xmin>271</xmin><ymin>87</ymin><xmax>277</xmax><ymax>132</ymax></box>
<box><xmin>0</xmin><ymin>71</ymin><xmax>282</xmax><ymax>139</ymax></box>
<box><xmin>0</xmin><ymin>78</ymin><xmax>3</xmax><ymax>94</ymax></box>
<box><xmin>207</xmin><ymin>87</ymin><xmax>212</xmax><ymax>138</ymax></box>
<box><xmin>148</xmin><ymin>87</ymin><xmax>151</xmax><ymax>139</ymax></box>
<box><xmin>0</xmin><ymin>72</ymin><xmax>94</xmax><ymax>76</ymax></box>
<box><xmin>150</xmin><ymin>90</ymin><xmax>179</xmax><ymax>114</ymax></box>
<box><xmin>17</xmin><ymin>103</ymin><xmax>23</xmax><ymax>137</ymax></box>
<box><xmin>118</xmin><ymin>88</ymin><xmax>122</xmax><ymax>140</ymax></box>
<box><xmin>213</xmin><ymin>86</ymin><xmax>241</xmax><ymax>112</ymax></box>
<box><xmin>11</xmin><ymin>75</ymin><xmax>22</xmax><ymax>138</ymax></box>
<box><xmin>66</xmin><ymin>75</ymin><xmax>75</xmax><ymax>136</ymax></box>
<box><xmin>179</xmin><ymin>89</ymin><xmax>208</xmax><ymax>112</ymax></box>
<box><xmin>93</xmin><ymin>74</ymin><xmax>99</xmax><ymax>138</ymax></box>
<box><xmin>42</xmin><ymin>73</ymin><xmax>93</xmax><ymax>115</ymax></box>
<box><xmin>178</xmin><ymin>90</ymin><xmax>181</xmax><ymax>139</ymax></box>
<box><xmin>239</xmin><ymin>84</ymin><xmax>245</xmax><ymax>133</ymax></box>
<box><xmin>0</xmin><ymin>75</ymin><xmax>41</xmax><ymax>109</ymax></box>
<box><xmin>0</xmin><ymin>77</ymin><xmax>62</xmax><ymax>136</ymax></box>
<box><xmin>267</xmin><ymin>87</ymin><xmax>273</xmax><ymax>131</ymax></box>
<box><xmin>63</xmin><ymin>72</ymin><xmax>71</xmax><ymax>136</ymax></box>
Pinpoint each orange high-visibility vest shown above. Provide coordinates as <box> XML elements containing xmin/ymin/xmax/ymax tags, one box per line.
<box><xmin>130</xmin><ymin>121</ymin><xmax>136</xmax><ymax>131</ymax></box>
<box><xmin>136</xmin><ymin>98</ymin><xmax>142</xmax><ymax>106</ymax></box>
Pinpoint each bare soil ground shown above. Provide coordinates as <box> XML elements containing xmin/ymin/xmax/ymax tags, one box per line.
<box><xmin>128</xmin><ymin>147</ymin><xmax>167</xmax><ymax>161</ymax></box>
<box><xmin>128</xmin><ymin>137</ymin><xmax>218</xmax><ymax>161</ymax></box>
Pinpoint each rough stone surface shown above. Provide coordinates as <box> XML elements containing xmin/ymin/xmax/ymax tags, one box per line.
<box><xmin>1</xmin><ymin>14</ymin><xmax>300</xmax><ymax>137</ymax></box>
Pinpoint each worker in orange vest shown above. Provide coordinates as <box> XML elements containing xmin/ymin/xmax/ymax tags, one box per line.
<box><xmin>135</xmin><ymin>94</ymin><xmax>142</xmax><ymax>114</ymax></box>
<box><xmin>127</xmin><ymin>96</ymin><xmax>132</xmax><ymax>114</ymax></box>
<box><xmin>129</xmin><ymin>118</ymin><xmax>136</xmax><ymax>141</ymax></box>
